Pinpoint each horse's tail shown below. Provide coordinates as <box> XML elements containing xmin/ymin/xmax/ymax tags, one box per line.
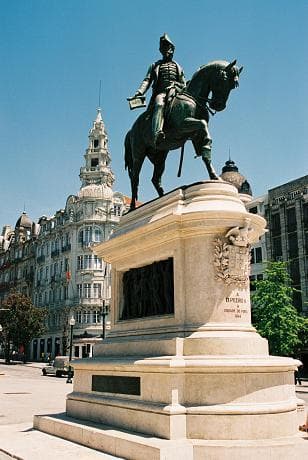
<box><xmin>124</xmin><ymin>130</ymin><xmax>133</xmax><ymax>177</ymax></box>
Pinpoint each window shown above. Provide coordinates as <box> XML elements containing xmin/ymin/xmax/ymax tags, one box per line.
<box><xmin>84</xmin><ymin>283</ymin><xmax>91</xmax><ymax>298</ymax></box>
<box><xmin>93</xmin><ymin>227</ymin><xmax>102</xmax><ymax>242</ymax></box>
<box><xmin>93</xmin><ymin>255</ymin><xmax>102</xmax><ymax>270</ymax></box>
<box><xmin>85</xmin><ymin>227</ymin><xmax>91</xmax><ymax>243</ymax></box>
<box><xmin>93</xmin><ymin>140</ymin><xmax>99</xmax><ymax>149</ymax></box>
<box><xmin>79</xmin><ymin>226</ymin><xmax>102</xmax><ymax>245</ymax></box>
<box><xmin>288</xmin><ymin>233</ymin><xmax>298</xmax><ymax>259</ymax></box>
<box><xmin>77</xmin><ymin>256</ymin><xmax>83</xmax><ymax>270</ymax></box>
<box><xmin>83</xmin><ymin>310</ymin><xmax>91</xmax><ymax>323</ymax></box>
<box><xmin>286</xmin><ymin>207</ymin><xmax>297</xmax><ymax>233</ymax></box>
<box><xmin>249</xmin><ymin>206</ymin><xmax>258</xmax><ymax>214</ymax></box>
<box><xmin>76</xmin><ymin>311</ymin><xmax>82</xmax><ymax>323</ymax></box>
<box><xmin>93</xmin><ymin>310</ymin><xmax>100</xmax><ymax>323</ymax></box>
<box><xmin>77</xmin><ymin>284</ymin><xmax>82</xmax><ymax>298</ymax></box>
<box><xmin>91</xmin><ymin>156</ymin><xmax>99</xmax><ymax>165</ymax></box>
<box><xmin>304</xmin><ymin>203</ymin><xmax>308</xmax><ymax>230</ymax></box>
<box><xmin>273</xmin><ymin>236</ymin><xmax>282</xmax><ymax>260</ymax></box>
<box><xmin>84</xmin><ymin>255</ymin><xmax>92</xmax><ymax>269</ymax></box>
<box><xmin>93</xmin><ymin>283</ymin><xmax>101</xmax><ymax>299</ymax></box>
<box><xmin>65</xmin><ymin>258</ymin><xmax>69</xmax><ymax>271</ymax></box>
<box><xmin>271</xmin><ymin>213</ymin><xmax>281</xmax><ymax>236</ymax></box>
<box><xmin>255</xmin><ymin>247</ymin><xmax>262</xmax><ymax>263</ymax></box>
<box><xmin>250</xmin><ymin>249</ymin><xmax>255</xmax><ymax>264</ymax></box>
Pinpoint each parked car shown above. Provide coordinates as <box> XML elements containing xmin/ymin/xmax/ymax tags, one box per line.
<box><xmin>42</xmin><ymin>356</ymin><xmax>73</xmax><ymax>377</ymax></box>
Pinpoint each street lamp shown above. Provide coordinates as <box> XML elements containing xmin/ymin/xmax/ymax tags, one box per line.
<box><xmin>101</xmin><ymin>300</ymin><xmax>110</xmax><ymax>340</ymax></box>
<box><xmin>66</xmin><ymin>315</ymin><xmax>75</xmax><ymax>384</ymax></box>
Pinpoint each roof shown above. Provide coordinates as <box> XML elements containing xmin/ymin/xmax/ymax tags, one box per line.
<box><xmin>15</xmin><ymin>212</ymin><xmax>32</xmax><ymax>229</ymax></box>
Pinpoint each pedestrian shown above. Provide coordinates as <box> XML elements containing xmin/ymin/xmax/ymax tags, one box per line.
<box><xmin>295</xmin><ymin>363</ymin><xmax>303</xmax><ymax>385</ymax></box>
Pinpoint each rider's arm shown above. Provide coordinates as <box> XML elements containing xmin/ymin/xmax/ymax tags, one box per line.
<box><xmin>175</xmin><ymin>62</ymin><xmax>186</xmax><ymax>88</ymax></box>
<box><xmin>135</xmin><ymin>64</ymin><xmax>155</xmax><ymax>96</ymax></box>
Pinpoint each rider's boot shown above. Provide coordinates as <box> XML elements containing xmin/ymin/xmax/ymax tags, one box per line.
<box><xmin>152</xmin><ymin>105</ymin><xmax>165</xmax><ymax>147</ymax></box>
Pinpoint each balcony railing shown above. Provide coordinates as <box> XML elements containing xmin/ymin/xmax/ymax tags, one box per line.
<box><xmin>77</xmin><ymin>297</ymin><xmax>104</xmax><ymax>306</ymax></box>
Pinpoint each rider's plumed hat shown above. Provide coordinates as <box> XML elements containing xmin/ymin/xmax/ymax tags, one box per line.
<box><xmin>159</xmin><ymin>33</ymin><xmax>175</xmax><ymax>51</ymax></box>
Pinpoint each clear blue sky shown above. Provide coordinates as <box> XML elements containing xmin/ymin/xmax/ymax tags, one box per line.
<box><xmin>1</xmin><ymin>0</ymin><xmax>307</xmax><ymax>229</ymax></box>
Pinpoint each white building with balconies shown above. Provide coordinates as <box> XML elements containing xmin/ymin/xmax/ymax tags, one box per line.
<box><xmin>30</xmin><ymin>108</ymin><xmax>129</xmax><ymax>360</ymax></box>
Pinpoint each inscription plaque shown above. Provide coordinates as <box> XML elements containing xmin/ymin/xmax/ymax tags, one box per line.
<box><xmin>92</xmin><ymin>375</ymin><xmax>141</xmax><ymax>395</ymax></box>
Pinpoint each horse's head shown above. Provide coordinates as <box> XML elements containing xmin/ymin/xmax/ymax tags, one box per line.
<box><xmin>209</xmin><ymin>60</ymin><xmax>242</xmax><ymax>111</ymax></box>
<box><xmin>188</xmin><ymin>60</ymin><xmax>243</xmax><ymax>112</ymax></box>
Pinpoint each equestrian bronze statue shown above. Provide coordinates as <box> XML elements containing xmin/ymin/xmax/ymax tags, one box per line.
<box><xmin>126</xmin><ymin>38</ymin><xmax>243</xmax><ymax>210</ymax></box>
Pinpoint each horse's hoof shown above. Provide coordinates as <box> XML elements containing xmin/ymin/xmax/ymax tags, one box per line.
<box><xmin>210</xmin><ymin>175</ymin><xmax>223</xmax><ymax>181</ymax></box>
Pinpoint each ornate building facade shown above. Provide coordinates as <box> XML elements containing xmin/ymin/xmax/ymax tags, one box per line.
<box><xmin>0</xmin><ymin>109</ymin><xmax>129</xmax><ymax>360</ymax></box>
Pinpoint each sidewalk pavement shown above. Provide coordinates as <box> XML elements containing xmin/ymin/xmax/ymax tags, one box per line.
<box><xmin>0</xmin><ymin>363</ymin><xmax>121</xmax><ymax>459</ymax></box>
<box><xmin>295</xmin><ymin>379</ymin><xmax>308</xmax><ymax>395</ymax></box>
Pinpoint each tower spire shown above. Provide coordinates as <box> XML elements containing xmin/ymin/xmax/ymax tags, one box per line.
<box><xmin>98</xmin><ymin>80</ymin><xmax>102</xmax><ymax>109</ymax></box>
<box><xmin>79</xmin><ymin>106</ymin><xmax>115</xmax><ymax>191</ymax></box>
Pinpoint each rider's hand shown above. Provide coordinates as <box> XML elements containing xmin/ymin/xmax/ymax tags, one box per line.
<box><xmin>127</xmin><ymin>92</ymin><xmax>142</xmax><ymax>101</ymax></box>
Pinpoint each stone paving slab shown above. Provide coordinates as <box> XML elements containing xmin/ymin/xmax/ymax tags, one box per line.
<box><xmin>0</xmin><ymin>423</ymin><xmax>122</xmax><ymax>459</ymax></box>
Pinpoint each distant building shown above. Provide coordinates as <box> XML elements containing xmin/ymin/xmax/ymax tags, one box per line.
<box><xmin>247</xmin><ymin>175</ymin><xmax>308</xmax><ymax>314</ymax></box>
<box><xmin>220</xmin><ymin>161</ymin><xmax>308</xmax><ymax>314</ymax></box>
<box><xmin>0</xmin><ymin>108</ymin><xmax>129</xmax><ymax>360</ymax></box>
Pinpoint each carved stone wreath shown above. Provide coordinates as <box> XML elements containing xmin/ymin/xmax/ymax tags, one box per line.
<box><xmin>213</xmin><ymin>236</ymin><xmax>251</xmax><ymax>287</ymax></box>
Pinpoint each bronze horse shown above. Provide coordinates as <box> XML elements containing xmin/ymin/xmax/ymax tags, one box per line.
<box><xmin>125</xmin><ymin>60</ymin><xmax>242</xmax><ymax>210</ymax></box>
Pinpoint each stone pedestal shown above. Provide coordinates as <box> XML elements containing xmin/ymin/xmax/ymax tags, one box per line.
<box><xmin>34</xmin><ymin>181</ymin><xmax>302</xmax><ymax>459</ymax></box>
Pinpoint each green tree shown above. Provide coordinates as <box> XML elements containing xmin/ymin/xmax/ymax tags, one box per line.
<box><xmin>0</xmin><ymin>290</ymin><xmax>46</xmax><ymax>363</ymax></box>
<box><xmin>252</xmin><ymin>261</ymin><xmax>306</xmax><ymax>357</ymax></box>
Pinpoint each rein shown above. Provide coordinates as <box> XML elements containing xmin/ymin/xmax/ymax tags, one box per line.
<box><xmin>180</xmin><ymin>91</ymin><xmax>216</xmax><ymax>116</ymax></box>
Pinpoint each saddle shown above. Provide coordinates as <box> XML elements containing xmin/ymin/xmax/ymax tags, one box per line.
<box><xmin>146</xmin><ymin>83</ymin><xmax>184</xmax><ymax>124</ymax></box>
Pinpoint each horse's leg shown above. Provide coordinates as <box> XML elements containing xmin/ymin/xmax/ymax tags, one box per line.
<box><xmin>149</xmin><ymin>150</ymin><xmax>168</xmax><ymax>197</ymax></box>
<box><xmin>130</xmin><ymin>154</ymin><xmax>146</xmax><ymax>211</ymax></box>
<box><xmin>181</xmin><ymin>118</ymin><xmax>220</xmax><ymax>180</ymax></box>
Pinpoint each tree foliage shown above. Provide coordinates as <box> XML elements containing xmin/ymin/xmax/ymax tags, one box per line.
<box><xmin>0</xmin><ymin>290</ymin><xmax>47</xmax><ymax>363</ymax></box>
<box><xmin>252</xmin><ymin>261</ymin><xmax>307</xmax><ymax>357</ymax></box>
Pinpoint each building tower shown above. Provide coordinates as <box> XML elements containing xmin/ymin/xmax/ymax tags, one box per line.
<box><xmin>79</xmin><ymin>108</ymin><xmax>115</xmax><ymax>191</ymax></box>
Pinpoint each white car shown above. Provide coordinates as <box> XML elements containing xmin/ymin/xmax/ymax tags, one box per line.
<box><xmin>42</xmin><ymin>356</ymin><xmax>73</xmax><ymax>377</ymax></box>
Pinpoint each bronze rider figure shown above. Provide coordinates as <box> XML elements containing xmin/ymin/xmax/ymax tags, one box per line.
<box><xmin>132</xmin><ymin>33</ymin><xmax>186</xmax><ymax>147</ymax></box>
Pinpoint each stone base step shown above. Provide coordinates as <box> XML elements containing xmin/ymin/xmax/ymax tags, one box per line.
<box><xmin>33</xmin><ymin>413</ymin><xmax>193</xmax><ymax>460</ymax></box>
<box><xmin>34</xmin><ymin>413</ymin><xmax>306</xmax><ymax>460</ymax></box>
